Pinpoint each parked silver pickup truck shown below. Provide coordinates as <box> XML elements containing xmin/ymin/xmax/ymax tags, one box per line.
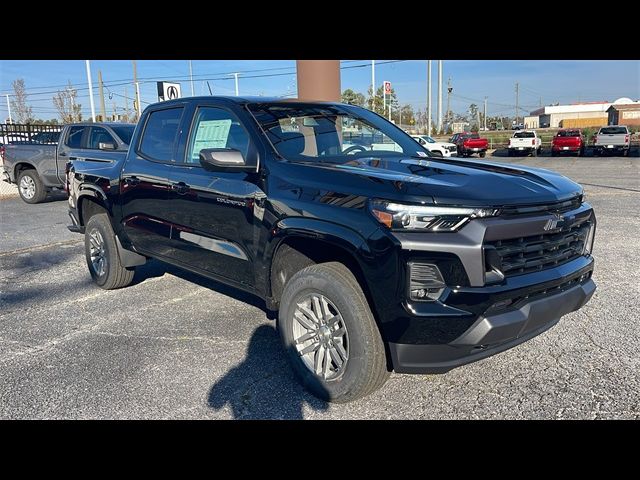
<box><xmin>2</xmin><ymin>122</ymin><xmax>135</xmax><ymax>203</ymax></box>
<box><xmin>593</xmin><ymin>125</ymin><xmax>630</xmax><ymax>157</ymax></box>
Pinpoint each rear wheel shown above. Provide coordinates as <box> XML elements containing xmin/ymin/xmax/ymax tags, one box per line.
<box><xmin>18</xmin><ymin>170</ymin><xmax>47</xmax><ymax>204</ymax></box>
<box><xmin>479</xmin><ymin>151</ymin><xmax>486</xmax><ymax>158</ymax></box>
<box><xmin>279</xmin><ymin>262</ymin><xmax>389</xmax><ymax>403</ymax></box>
<box><xmin>85</xmin><ymin>213</ymin><xmax>135</xmax><ymax>290</ymax></box>
<box><xmin>532</xmin><ymin>147</ymin><xmax>538</xmax><ymax>157</ymax></box>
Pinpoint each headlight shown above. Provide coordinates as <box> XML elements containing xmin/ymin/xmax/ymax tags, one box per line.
<box><xmin>369</xmin><ymin>199</ymin><xmax>500</xmax><ymax>231</ymax></box>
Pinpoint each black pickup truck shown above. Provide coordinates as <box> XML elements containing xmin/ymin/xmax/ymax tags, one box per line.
<box><xmin>66</xmin><ymin>96</ymin><xmax>597</xmax><ymax>402</ymax></box>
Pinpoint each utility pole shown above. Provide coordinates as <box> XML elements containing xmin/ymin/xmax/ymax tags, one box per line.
<box><xmin>233</xmin><ymin>73</ymin><xmax>239</xmax><ymax>96</ymax></box>
<box><xmin>124</xmin><ymin>86</ymin><xmax>130</xmax><ymax>122</ymax></box>
<box><xmin>371</xmin><ymin>60</ymin><xmax>375</xmax><ymax>110</ymax></box>
<box><xmin>5</xmin><ymin>94</ymin><xmax>11</xmax><ymax>124</ymax></box>
<box><xmin>427</xmin><ymin>60</ymin><xmax>432</xmax><ymax>135</ymax></box>
<box><xmin>515</xmin><ymin>81</ymin><xmax>519</xmax><ymax>126</ymax></box>
<box><xmin>98</xmin><ymin>70</ymin><xmax>106</xmax><ymax>122</ymax></box>
<box><xmin>189</xmin><ymin>60</ymin><xmax>195</xmax><ymax>96</ymax></box>
<box><xmin>437</xmin><ymin>60</ymin><xmax>443</xmax><ymax>133</ymax></box>
<box><xmin>446</xmin><ymin>76</ymin><xmax>452</xmax><ymax>132</ymax></box>
<box><xmin>484</xmin><ymin>96</ymin><xmax>488</xmax><ymax>131</ymax></box>
<box><xmin>85</xmin><ymin>60</ymin><xmax>96</xmax><ymax>122</ymax></box>
<box><xmin>133</xmin><ymin>60</ymin><xmax>140</xmax><ymax>120</ymax></box>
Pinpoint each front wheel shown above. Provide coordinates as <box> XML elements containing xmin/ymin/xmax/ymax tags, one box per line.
<box><xmin>279</xmin><ymin>262</ymin><xmax>389</xmax><ymax>403</ymax></box>
<box><xmin>85</xmin><ymin>213</ymin><xmax>135</xmax><ymax>290</ymax></box>
<box><xmin>479</xmin><ymin>151</ymin><xmax>486</xmax><ymax>158</ymax></box>
<box><xmin>18</xmin><ymin>170</ymin><xmax>47</xmax><ymax>204</ymax></box>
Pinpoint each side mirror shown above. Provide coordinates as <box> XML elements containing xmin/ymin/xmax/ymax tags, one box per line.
<box><xmin>99</xmin><ymin>142</ymin><xmax>116</xmax><ymax>150</ymax></box>
<box><xmin>199</xmin><ymin>148</ymin><xmax>250</xmax><ymax>172</ymax></box>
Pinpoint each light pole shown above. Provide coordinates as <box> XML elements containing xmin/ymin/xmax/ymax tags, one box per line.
<box><xmin>371</xmin><ymin>60</ymin><xmax>375</xmax><ymax>110</ymax></box>
<box><xmin>85</xmin><ymin>60</ymin><xmax>96</xmax><ymax>122</ymax></box>
<box><xmin>189</xmin><ymin>60</ymin><xmax>195</xmax><ymax>96</ymax></box>
<box><xmin>6</xmin><ymin>94</ymin><xmax>12</xmax><ymax>124</ymax></box>
<box><xmin>427</xmin><ymin>60</ymin><xmax>432</xmax><ymax>135</ymax></box>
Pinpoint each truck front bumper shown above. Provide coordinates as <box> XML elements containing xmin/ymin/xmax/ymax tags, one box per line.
<box><xmin>389</xmin><ymin>275</ymin><xmax>595</xmax><ymax>373</ymax></box>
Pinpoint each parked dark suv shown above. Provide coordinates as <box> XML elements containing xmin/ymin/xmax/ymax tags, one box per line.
<box><xmin>67</xmin><ymin>97</ymin><xmax>597</xmax><ymax>402</ymax></box>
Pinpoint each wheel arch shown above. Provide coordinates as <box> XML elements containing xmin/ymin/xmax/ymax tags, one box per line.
<box><xmin>266</xmin><ymin>219</ymin><xmax>375</xmax><ymax>313</ymax></box>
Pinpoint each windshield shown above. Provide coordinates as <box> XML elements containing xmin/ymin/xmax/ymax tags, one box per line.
<box><xmin>111</xmin><ymin>125</ymin><xmax>135</xmax><ymax>145</ymax></box>
<box><xmin>557</xmin><ymin>130</ymin><xmax>580</xmax><ymax>137</ymax></box>
<box><xmin>248</xmin><ymin>103</ymin><xmax>430</xmax><ymax>162</ymax></box>
<box><xmin>420</xmin><ymin>136</ymin><xmax>436</xmax><ymax>143</ymax></box>
<box><xmin>599</xmin><ymin>126</ymin><xmax>627</xmax><ymax>135</ymax></box>
<box><xmin>514</xmin><ymin>131</ymin><xmax>535</xmax><ymax>138</ymax></box>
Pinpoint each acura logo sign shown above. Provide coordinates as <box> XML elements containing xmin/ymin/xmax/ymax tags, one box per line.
<box><xmin>543</xmin><ymin>213</ymin><xmax>564</xmax><ymax>231</ymax></box>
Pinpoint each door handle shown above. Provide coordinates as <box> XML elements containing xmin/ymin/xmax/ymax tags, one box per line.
<box><xmin>171</xmin><ymin>181</ymin><xmax>190</xmax><ymax>194</ymax></box>
<box><xmin>124</xmin><ymin>176</ymin><xmax>140</xmax><ymax>186</ymax></box>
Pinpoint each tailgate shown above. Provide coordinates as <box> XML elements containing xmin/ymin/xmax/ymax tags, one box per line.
<box><xmin>554</xmin><ymin>137</ymin><xmax>580</xmax><ymax>147</ymax></box>
<box><xmin>595</xmin><ymin>134</ymin><xmax>628</xmax><ymax>146</ymax></box>
<box><xmin>464</xmin><ymin>138</ymin><xmax>488</xmax><ymax>148</ymax></box>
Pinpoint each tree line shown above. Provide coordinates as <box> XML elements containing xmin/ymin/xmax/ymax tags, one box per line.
<box><xmin>5</xmin><ymin>78</ymin><xmax>137</xmax><ymax>125</ymax></box>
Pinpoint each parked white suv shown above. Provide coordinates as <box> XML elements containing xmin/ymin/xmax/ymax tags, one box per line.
<box><xmin>411</xmin><ymin>135</ymin><xmax>457</xmax><ymax>157</ymax></box>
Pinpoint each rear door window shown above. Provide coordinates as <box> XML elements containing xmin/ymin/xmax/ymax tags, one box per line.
<box><xmin>139</xmin><ymin>107</ymin><xmax>184</xmax><ymax>162</ymax></box>
<box><xmin>66</xmin><ymin>126</ymin><xmax>86</xmax><ymax>148</ymax></box>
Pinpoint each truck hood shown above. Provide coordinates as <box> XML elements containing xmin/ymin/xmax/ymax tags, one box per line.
<box><xmin>281</xmin><ymin>155</ymin><xmax>583</xmax><ymax>206</ymax></box>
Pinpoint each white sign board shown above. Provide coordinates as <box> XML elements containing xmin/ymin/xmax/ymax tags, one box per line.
<box><xmin>157</xmin><ymin>82</ymin><xmax>182</xmax><ymax>101</ymax></box>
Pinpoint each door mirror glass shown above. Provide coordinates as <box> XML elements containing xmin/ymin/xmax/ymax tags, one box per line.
<box><xmin>199</xmin><ymin>148</ymin><xmax>248</xmax><ymax>171</ymax></box>
<box><xmin>98</xmin><ymin>141</ymin><xmax>116</xmax><ymax>150</ymax></box>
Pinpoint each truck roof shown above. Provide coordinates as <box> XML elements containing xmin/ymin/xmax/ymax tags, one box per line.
<box><xmin>150</xmin><ymin>96</ymin><xmax>342</xmax><ymax>108</ymax></box>
<box><xmin>64</xmin><ymin>122</ymin><xmax>136</xmax><ymax>127</ymax></box>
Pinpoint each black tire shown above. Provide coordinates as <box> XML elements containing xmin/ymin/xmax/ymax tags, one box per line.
<box><xmin>578</xmin><ymin>147</ymin><xmax>584</xmax><ymax>157</ymax></box>
<box><xmin>17</xmin><ymin>169</ymin><xmax>47</xmax><ymax>204</ymax></box>
<box><xmin>551</xmin><ymin>150</ymin><xmax>556</xmax><ymax>157</ymax></box>
<box><xmin>479</xmin><ymin>151</ymin><xmax>486</xmax><ymax>158</ymax></box>
<box><xmin>279</xmin><ymin>262</ymin><xmax>389</xmax><ymax>403</ymax></box>
<box><xmin>84</xmin><ymin>213</ymin><xmax>135</xmax><ymax>290</ymax></box>
<box><xmin>507</xmin><ymin>149</ymin><xmax>513</xmax><ymax>157</ymax></box>
<box><xmin>532</xmin><ymin>147</ymin><xmax>538</xmax><ymax>157</ymax></box>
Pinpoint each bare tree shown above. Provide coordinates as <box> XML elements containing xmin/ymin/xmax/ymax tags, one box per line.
<box><xmin>53</xmin><ymin>82</ymin><xmax>83</xmax><ymax>123</ymax></box>
<box><xmin>10</xmin><ymin>78</ymin><xmax>34</xmax><ymax>124</ymax></box>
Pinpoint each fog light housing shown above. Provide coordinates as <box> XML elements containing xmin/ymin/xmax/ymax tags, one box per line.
<box><xmin>408</xmin><ymin>262</ymin><xmax>445</xmax><ymax>301</ymax></box>
<box><xmin>583</xmin><ymin>222</ymin><xmax>596</xmax><ymax>255</ymax></box>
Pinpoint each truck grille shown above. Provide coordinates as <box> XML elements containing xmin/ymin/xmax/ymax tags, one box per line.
<box><xmin>485</xmin><ymin>219</ymin><xmax>592</xmax><ymax>277</ymax></box>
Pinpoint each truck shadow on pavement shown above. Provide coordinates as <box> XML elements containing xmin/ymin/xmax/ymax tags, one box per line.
<box><xmin>206</xmin><ymin>325</ymin><xmax>330</xmax><ymax>419</ymax></box>
<box><xmin>132</xmin><ymin>259</ymin><xmax>276</xmax><ymax>318</ymax></box>
<box><xmin>132</xmin><ymin>261</ymin><xmax>331</xmax><ymax>419</ymax></box>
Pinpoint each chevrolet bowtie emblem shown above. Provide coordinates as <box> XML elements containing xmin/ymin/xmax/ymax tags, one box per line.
<box><xmin>543</xmin><ymin>213</ymin><xmax>564</xmax><ymax>231</ymax></box>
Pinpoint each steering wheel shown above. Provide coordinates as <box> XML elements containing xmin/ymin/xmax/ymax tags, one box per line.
<box><xmin>343</xmin><ymin>144</ymin><xmax>368</xmax><ymax>155</ymax></box>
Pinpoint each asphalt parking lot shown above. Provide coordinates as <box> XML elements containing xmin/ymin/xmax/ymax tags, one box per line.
<box><xmin>1</xmin><ymin>155</ymin><xmax>638</xmax><ymax>419</ymax></box>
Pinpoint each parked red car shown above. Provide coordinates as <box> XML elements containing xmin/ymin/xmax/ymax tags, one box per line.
<box><xmin>552</xmin><ymin>129</ymin><xmax>585</xmax><ymax>156</ymax></box>
<box><xmin>450</xmin><ymin>132</ymin><xmax>488</xmax><ymax>158</ymax></box>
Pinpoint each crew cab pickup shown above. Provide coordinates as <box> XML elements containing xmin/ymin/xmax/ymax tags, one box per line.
<box><xmin>593</xmin><ymin>125</ymin><xmax>630</xmax><ymax>156</ymax></box>
<box><xmin>508</xmin><ymin>130</ymin><xmax>542</xmax><ymax>156</ymax></box>
<box><xmin>410</xmin><ymin>135</ymin><xmax>457</xmax><ymax>157</ymax></box>
<box><xmin>552</xmin><ymin>129</ymin><xmax>585</xmax><ymax>157</ymax></box>
<box><xmin>67</xmin><ymin>96</ymin><xmax>597</xmax><ymax>402</ymax></box>
<box><xmin>450</xmin><ymin>132</ymin><xmax>488</xmax><ymax>157</ymax></box>
<box><xmin>1</xmin><ymin>122</ymin><xmax>135</xmax><ymax>203</ymax></box>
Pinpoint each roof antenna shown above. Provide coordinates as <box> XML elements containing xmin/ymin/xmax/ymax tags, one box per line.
<box><xmin>206</xmin><ymin>81</ymin><xmax>213</xmax><ymax>95</ymax></box>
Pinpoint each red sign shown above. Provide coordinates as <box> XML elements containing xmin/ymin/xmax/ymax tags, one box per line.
<box><xmin>383</xmin><ymin>81</ymin><xmax>391</xmax><ymax>94</ymax></box>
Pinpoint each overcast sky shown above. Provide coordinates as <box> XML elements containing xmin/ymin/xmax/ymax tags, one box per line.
<box><xmin>0</xmin><ymin>60</ymin><xmax>638</xmax><ymax>121</ymax></box>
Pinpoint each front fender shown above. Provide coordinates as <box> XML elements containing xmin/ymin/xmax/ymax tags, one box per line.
<box><xmin>259</xmin><ymin>216</ymin><xmax>375</xmax><ymax>298</ymax></box>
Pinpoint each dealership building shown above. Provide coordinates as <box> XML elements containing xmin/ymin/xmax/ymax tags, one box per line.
<box><xmin>524</xmin><ymin>97</ymin><xmax>640</xmax><ymax>129</ymax></box>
